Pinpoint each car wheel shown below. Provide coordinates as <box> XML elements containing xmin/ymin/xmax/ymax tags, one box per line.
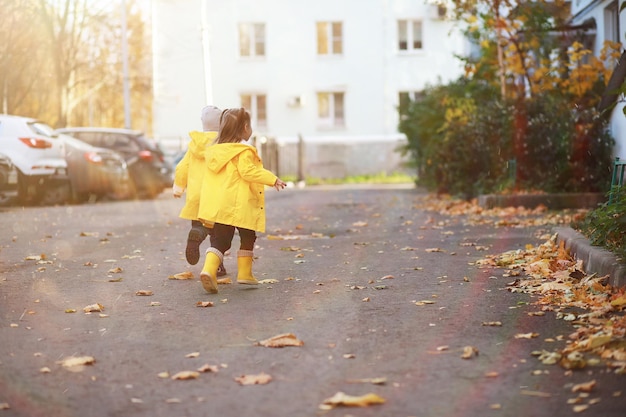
<box><xmin>0</xmin><ymin>191</ymin><xmax>16</xmax><ymax>207</ymax></box>
<box><xmin>38</xmin><ymin>180</ymin><xmax>72</xmax><ymax>206</ymax></box>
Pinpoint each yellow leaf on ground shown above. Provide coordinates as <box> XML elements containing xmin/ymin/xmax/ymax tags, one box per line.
<box><xmin>59</xmin><ymin>356</ymin><xmax>95</xmax><ymax>368</ymax></box>
<box><xmin>196</xmin><ymin>301</ymin><xmax>214</xmax><ymax>308</ymax></box>
<box><xmin>217</xmin><ymin>277</ymin><xmax>232</xmax><ymax>284</ymax></box>
<box><xmin>83</xmin><ymin>303</ymin><xmax>104</xmax><ymax>313</ymax></box>
<box><xmin>572</xmin><ymin>380</ymin><xmax>596</xmax><ymax>393</ymax></box>
<box><xmin>169</xmin><ymin>271</ymin><xmax>194</xmax><ymax>280</ymax></box>
<box><xmin>171</xmin><ymin>371</ymin><xmax>199</xmax><ymax>380</ymax></box>
<box><xmin>235</xmin><ymin>372</ymin><xmax>272</xmax><ymax>385</ymax></box>
<box><xmin>515</xmin><ymin>332</ymin><xmax>539</xmax><ymax>339</ymax></box>
<box><xmin>135</xmin><ymin>290</ymin><xmax>153</xmax><ymax>296</ymax></box>
<box><xmin>320</xmin><ymin>392</ymin><xmax>386</xmax><ymax>409</ymax></box>
<box><xmin>610</xmin><ymin>296</ymin><xmax>626</xmax><ymax>307</ymax></box>
<box><xmin>461</xmin><ymin>346</ymin><xmax>479</xmax><ymax>359</ymax></box>
<box><xmin>257</xmin><ymin>333</ymin><xmax>304</xmax><ymax>348</ymax></box>
<box><xmin>258</xmin><ymin>279</ymin><xmax>279</xmax><ymax>284</ymax></box>
<box><xmin>197</xmin><ymin>364</ymin><xmax>219</xmax><ymax>373</ymax></box>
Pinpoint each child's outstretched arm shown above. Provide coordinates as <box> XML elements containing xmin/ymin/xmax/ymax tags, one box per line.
<box><xmin>274</xmin><ymin>178</ymin><xmax>287</xmax><ymax>191</ymax></box>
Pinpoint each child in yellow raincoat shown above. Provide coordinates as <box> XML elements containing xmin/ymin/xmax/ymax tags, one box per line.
<box><xmin>172</xmin><ymin>105</ymin><xmax>226</xmax><ymax>275</ymax></box>
<box><xmin>197</xmin><ymin>107</ymin><xmax>286</xmax><ymax>294</ymax></box>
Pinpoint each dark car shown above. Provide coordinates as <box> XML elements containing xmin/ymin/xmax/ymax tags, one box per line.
<box><xmin>56</xmin><ymin>127</ymin><xmax>173</xmax><ymax>199</ymax></box>
<box><xmin>58</xmin><ymin>134</ymin><xmax>132</xmax><ymax>202</ymax></box>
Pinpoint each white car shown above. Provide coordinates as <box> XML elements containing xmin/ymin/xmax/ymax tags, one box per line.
<box><xmin>0</xmin><ymin>114</ymin><xmax>71</xmax><ymax>205</ymax></box>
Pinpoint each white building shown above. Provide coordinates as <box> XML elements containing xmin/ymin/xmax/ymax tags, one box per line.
<box><xmin>570</xmin><ymin>0</ymin><xmax>626</xmax><ymax>160</ymax></box>
<box><xmin>152</xmin><ymin>0</ymin><xmax>469</xmax><ymax>178</ymax></box>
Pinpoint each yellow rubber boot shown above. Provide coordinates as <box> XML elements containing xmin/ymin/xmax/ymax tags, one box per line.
<box><xmin>200</xmin><ymin>248</ymin><xmax>223</xmax><ymax>293</ymax></box>
<box><xmin>236</xmin><ymin>250</ymin><xmax>258</xmax><ymax>285</ymax></box>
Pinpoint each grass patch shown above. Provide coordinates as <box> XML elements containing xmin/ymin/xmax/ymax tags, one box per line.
<box><xmin>292</xmin><ymin>172</ymin><xmax>416</xmax><ymax>186</ymax></box>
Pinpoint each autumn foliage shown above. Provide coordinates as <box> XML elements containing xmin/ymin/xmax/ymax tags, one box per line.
<box><xmin>399</xmin><ymin>0</ymin><xmax>616</xmax><ymax>198</ymax></box>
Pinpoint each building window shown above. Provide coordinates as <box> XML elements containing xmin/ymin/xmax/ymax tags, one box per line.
<box><xmin>317</xmin><ymin>22</ymin><xmax>343</xmax><ymax>55</ymax></box>
<box><xmin>398</xmin><ymin>19</ymin><xmax>423</xmax><ymax>51</ymax></box>
<box><xmin>317</xmin><ymin>92</ymin><xmax>344</xmax><ymax>127</ymax></box>
<box><xmin>239</xmin><ymin>23</ymin><xmax>265</xmax><ymax>57</ymax></box>
<box><xmin>604</xmin><ymin>1</ymin><xmax>620</xmax><ymax>43</ymax></box>
<box><xmin>241</xmin><ymin>94</ymin><xmax>267</xmax><ymax>128</ymax></box>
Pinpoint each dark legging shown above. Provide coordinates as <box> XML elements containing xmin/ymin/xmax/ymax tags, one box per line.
<box><xmin>210</xmin><ymin>222</ymin><xmax>256</xmax><ymax>254</ymax></box>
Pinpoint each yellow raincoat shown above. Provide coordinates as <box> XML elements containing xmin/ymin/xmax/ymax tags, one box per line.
<box><xmin>198</xmin><ymin>143</ymin><xmax>277</xmax><ymax>233</ymax></box>
<box><xmin>173</xmin><ymin>131</ymin><xmax>217</xmax><ymax>220</ymax></box>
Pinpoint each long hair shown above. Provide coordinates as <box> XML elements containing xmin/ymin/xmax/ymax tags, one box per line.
<box><xmin>216</xmin><ymin>107</ymin><xmax>251</xmax><ymax>144</ymax></box>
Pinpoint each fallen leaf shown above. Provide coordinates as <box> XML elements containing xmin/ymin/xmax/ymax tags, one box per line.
<box><xmin>135</xmin><ymin>290</ymin><xmax>153</xmax><ymax>296</ymax></box>
<box><xmin>425</xmin><ymin>248</ymin><xmax>443</xmax><ymax>253</ymax></box>
<box><xmin>40</xmin><ymin>367</ymin><xmax>51</xmax><ymax>373</ymax></box>
<box><xmin>108</xmin><ymin>267</ymin><xmax>123</xmax><ymax>274</ymax></box>
<box><xmin>514</xmin><ymin>332</ymin><xmax>539</xmax><ymax>339</ymax></box>
<box><xmin>257</xmin><ymin>333</ymin><xmax>304</xmax><ymax>348</ymax></box>
<box><xmin>197</xmin><ymin>364</ymin><xmax>219</xmax><ymax>373</ymax></box>
<box><xmin>235</xmin><ymin>372</ymin><xmax>272</xmax><ymax>385</ymax></box>
<box><xmin>59</xmin><ymin>356</ymin><xmax>95</xmax><ymax>368</ymax></box>
<box><xmin>171</xmin><ymin>371</ymin><xmax>199</xmax><ymax>380</ymax></box>
<box><xmin>169</xmin><ymin>271</ymin><xmax>194</xmax><ymax>280</ymax></box>
<box><xmin>520</xmin><ymin>390</ymin><xmax>552</xmax><ymax>398</ymax></box>
<box><xmin>461</xmin><ymin>346</ymin><xmax>479</xmax><ymax>359</ymax></box>
<box><xmin>65</xmin><ymin>309</ymin><xmax>77</xmax><ymax>313</ymax></box>
<box><xmin>217</xmin><ymin>277</ymin><xmax>232</xmax><ymax>284</ymax></box>
<box><xmin>414</xmin><ymin>300</ymin><xmax>435</xmax><ymax>306</ymax></box>
<box><xmin>157</xmin><ymin>371</ymin><xmax>169</xmax><ymax>378</ymax></box>
<box><xmin>320</xmin><ymin>391</ymin><xmax>386</xmax><ymax>409</ymax></box>
<box><xmin>258</xmin><ymin>279</ymin><xmax>279</xmax><ymax>284</ymax></box>
<box><xmin>482</xmin><ymin>321</ymin><xmax>502</xmax><ymax>326</ymax></box>
<box><xmin>347</xmin><ymin>377</ymin><xmax>387</xmax><ymax>385</ymax></box>
<box><xmin>185</xmin><ymin>352</ymin><xmax>200</xmax><ymax>358</ymax></box>
<box><xmin>352</xmin><ymin>221</ymin><xmax>368</xmax><ymax>227</ymax></box>
<box><xmin>196</xmin><ymin>301</ymin><xmax>214</xmax><ymax>308</ymax></box>
<box><xmin>573</xmin><ymin>404</ymin><xmax>589</xmax><ymax>413</ymax></box>
<box><xmin>572</xmin><ymin>380</ymin><xmax>596</xmax><ymax>393</ymax></box>
<box><xmin>83</xmin><ymin>303</ymin><xmax>104</xmax><ymax>313</ymax></box>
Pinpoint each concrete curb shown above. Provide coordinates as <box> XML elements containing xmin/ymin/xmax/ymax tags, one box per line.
<box><xmin>554</xmin><ymin>227</ymin><xmax>625</xmax><ymax>288</ymax></box>
<box><xmin>478</xmin><ymin>193</ymin><xmax>605</xmax><ymax>209</ymax></box>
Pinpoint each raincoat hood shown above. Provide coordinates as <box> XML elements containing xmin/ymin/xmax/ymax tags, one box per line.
<box><xmin>207</xmin><ymin>143</ymin><xmax>257</xmax><ymax>172</ymax></box>
<box><xmin>187</xmin><ymin>131</ymin><xmax>217</xmax><ymax>159</ymax></box>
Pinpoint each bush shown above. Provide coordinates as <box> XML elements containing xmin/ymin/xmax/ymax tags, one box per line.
<box><xmin>398</xmin><ymin>80</ymin><xmax>614</xmax><ymax>198</ymax></box>
<box><xmin>574</xmin><ymin>190</ymin><xmax>626</xmax><ymax>262</ymax></box>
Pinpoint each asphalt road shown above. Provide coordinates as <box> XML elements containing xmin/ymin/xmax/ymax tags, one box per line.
<box><xmin>0</xmin><ymin>185</ymin><xmax>624</xmax><ymax>417</ymax></box>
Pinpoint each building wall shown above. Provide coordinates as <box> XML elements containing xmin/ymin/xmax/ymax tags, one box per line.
<box><xmin>571</xmin><ymin>0</ymin><xmax>626</xmax><ymax>160</ymax></box>
<box><xmin>152</xmin><ymin>0</ymin><xmax>469</xmax><ymax>177</ymax></box>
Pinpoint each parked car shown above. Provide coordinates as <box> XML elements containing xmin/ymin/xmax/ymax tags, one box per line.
<box><xmin>0</xmin><ymin>153</ymin><xmax>18</xmax><ymax>205</ymax></box>
<box><xmin>56</xmin><ymin>127</ymin><xmax>173</xmax><ymax>199</ymax></box>
<box><xmin>0</xmin><ymin>114</ymin><xmax>70</xmax><ymax>205</ymax></box>
<box><xmin>57</xmin><ymin>133</ymin><xmax>133</xmax><ymax>202</ymax></box>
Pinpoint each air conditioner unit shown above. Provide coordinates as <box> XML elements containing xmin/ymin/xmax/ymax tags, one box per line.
<box><xmin>287</xmin><ymin>95</ymin><xmax>304</xmax><ymax>107</ymax></box>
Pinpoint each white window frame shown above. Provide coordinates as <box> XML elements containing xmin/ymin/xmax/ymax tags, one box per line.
<box><xmin>239</xmin><ymin>22</ymin><xmax>265</xmax><ymax>57</ymax></box>
<box><xmin>604</xmin><ymin>1</ymin><xmax>620</xmax><ymax>43</ymax></box>
<box><xmin>317</xmin><ymin>21</ymin><xmax>343</xmax><ymax>55</ymax></box>
<box><xmin>398</xmin><ymin>19</ymin><xmax>423</xmax><ymax>52</ymax></box>
<box><xmin>241</xmin><ymin>93</ymin><xmax>267</xmax><ymax>129</ymax></box>
<box><xmin>317</xmin><ymin>91</ymin><xmax>345</xmax><ymax>128</ymax></box>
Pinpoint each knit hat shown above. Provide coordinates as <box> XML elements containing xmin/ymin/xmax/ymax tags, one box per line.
<box><xmin>201</xmin><ymin>105</ymin><xmax>222</xmax><ymax>131</ymax></box>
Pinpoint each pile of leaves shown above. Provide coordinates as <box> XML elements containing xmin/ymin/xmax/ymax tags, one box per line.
<box><xmin>477</xmin><ymin>234</ymin><xmax>626</xmax><ymax>374</ymax></box>
<box><xmin>414</xmin><ymin>194</ymin><xmax>588</xmax><ymax>228</ymax></box>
